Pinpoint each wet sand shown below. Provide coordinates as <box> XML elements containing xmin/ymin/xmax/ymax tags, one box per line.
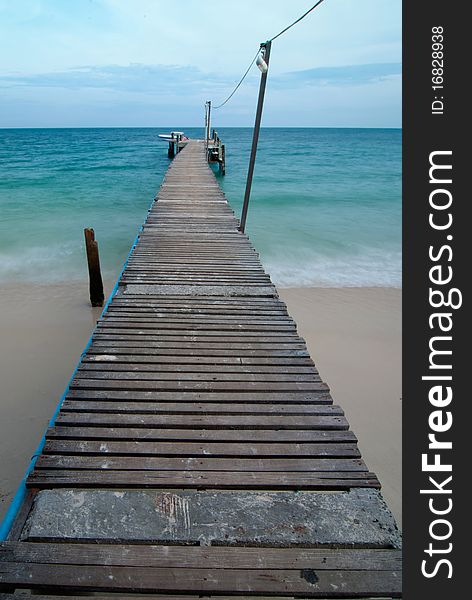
<box><xmin>0</xmin><ymin>283</ymin><xmax>401</xmax><ymax>528</ymax></box>
<box><xmin>0</xmin><ymin>283</ymin><xmax>107</xmax><ymax>522</ymax></box>
<box><xmin>279</xmin><ymin>287</ymin><xmax>401</xmax><ymax>526</ymax></box>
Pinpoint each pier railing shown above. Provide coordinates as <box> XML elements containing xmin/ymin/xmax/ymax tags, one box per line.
<box><xmin>206</xmin><ymin>129</ymin><xmax>225</xmax><ymax>174</ymax></box>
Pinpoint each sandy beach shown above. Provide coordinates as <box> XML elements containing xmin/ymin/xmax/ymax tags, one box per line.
<box><xmin>279</xmin><ymin>287</ymin><xmax>401</xmax><ymax>526</ymax></box>
<box><xmin>0</xmin><ymin>283</ymin><xmax>401</xmax><ymax>527</ymax></box>
<box><xmin>0</xmin><ymin>282</ymin><xmax>106</xmax><ymax>522</ymax></box>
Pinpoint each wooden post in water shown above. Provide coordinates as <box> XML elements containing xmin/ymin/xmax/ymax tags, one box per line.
<box><xmin>84</xmin><ymin>228</ymin><xmax>104</xmax><ymax>307</ymax></box>
<box><xmin>220</xmin><ymin>144</ymin><xmax>226</xmax><ymax>175</ymax></box>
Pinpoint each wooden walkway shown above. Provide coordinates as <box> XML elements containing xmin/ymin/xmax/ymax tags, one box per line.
<box><xmin>0</xmin><ymin>140</ymin><xmax>401</xmax><ymax>597</ymax></box>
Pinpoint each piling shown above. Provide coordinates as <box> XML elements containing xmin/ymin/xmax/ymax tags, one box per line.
<box><xmin>84</xmin><ymin>227</ymin><xmax>104</xmax><ymax>307</ymax></box>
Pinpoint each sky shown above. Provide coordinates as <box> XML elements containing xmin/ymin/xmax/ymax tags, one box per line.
<box><xmin>0</xmin><ymin>0</ymin><xmax>401</xmax><ymax>128</ymax></box>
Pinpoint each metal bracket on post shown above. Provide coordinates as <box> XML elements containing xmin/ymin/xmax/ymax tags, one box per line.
<box><xmin>239</xmin><ymin>40</ymin><xmax>271</xmax><ymax>233</ymax></box>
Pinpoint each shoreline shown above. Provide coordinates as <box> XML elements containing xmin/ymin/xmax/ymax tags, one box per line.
<box><xmin>0</xmin><ymin>282</ymin><xmax>401</xmax><ymax>527</ymax></box>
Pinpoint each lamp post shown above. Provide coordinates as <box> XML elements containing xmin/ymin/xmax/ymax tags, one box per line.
<box><xmin>205</xmin><ymin>100</ymin><xmax>211</xmax><ymax>144</ymax></box>
<box><xmin>239</xmin><ymin>40</ymin><xmax>271</xmax><ymax>233</ymax></box>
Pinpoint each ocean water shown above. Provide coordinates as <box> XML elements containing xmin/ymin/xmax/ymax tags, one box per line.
<box><xmin>0</xmin><ymin>127</ymin><xmax>401</xmax><ymax>287</ymax></box>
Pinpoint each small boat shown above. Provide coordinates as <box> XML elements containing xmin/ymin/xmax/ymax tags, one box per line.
<box><xmin>158</xmin><ymin>131</ymin><xmax>189</xmax><ymax>158</ymax></box>
<box><xmin>158</xmin><ymin>131</ymin><xmax>188</xmax><ymax>141</ymax></box>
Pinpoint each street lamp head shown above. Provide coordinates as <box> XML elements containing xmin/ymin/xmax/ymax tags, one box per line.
<box><xmin>256</xmin><ymin>52</ymin><xmax>268</xmax><ymax>73</ymax></box>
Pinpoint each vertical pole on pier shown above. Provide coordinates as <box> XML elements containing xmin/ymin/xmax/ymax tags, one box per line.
<box><xmin>205</xmin><ymin>101</ymin><xmax>212</xmax><ymax>143</ymax></box>
<box><xmin>84</xmin><ymin>228</ymin><xmax>104</xmax><ymax>307</ymax></box>
<box><xmin>220</xmin><ymin>144</ymin><xmax>226</xmax><ymax>175</ymax></box>
<box><xmin>239</xmin><ymin>40</ymin><xmax>271</xmax><ymax>233</ymax></box>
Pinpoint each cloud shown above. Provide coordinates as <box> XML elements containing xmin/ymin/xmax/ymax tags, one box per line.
<box><xmin>0</xmin><ymin>63</ymin><xmax>224</xmax><ymax>95</ymax></box>
<box><xmin>0</xmin><ymin>61</ymin><xmax>401</xmax><ymax>99</ymax></box>
<box><xmin>0</xmin><ymin>61</ymin><xmax>401</xmax><ymax>128</ymax></box>
<box><xmin>272</xmin><ymin>62</ymin><xmax>401</xmax><ymax>88</ymax></box>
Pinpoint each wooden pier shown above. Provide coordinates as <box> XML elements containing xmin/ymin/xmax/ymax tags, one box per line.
<box><xmin>166</xmin><ymin>132</ymin><xmax>189</xmax><ymax>158</ymax></box>
<box><xmin>206</xmin><ymin>129</ymin><xmax>226</xmax><ymax>174</ymax></box>
<box><xmin>0</xmin><ymin>140</ymin><xmax>401</xmax><ymax>597</ymax></box>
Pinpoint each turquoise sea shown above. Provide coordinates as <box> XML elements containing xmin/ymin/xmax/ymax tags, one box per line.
<box><xmin>0</xmin><ymin>128</ymin><xmax>401</xmax><ymax>287</ymax></box>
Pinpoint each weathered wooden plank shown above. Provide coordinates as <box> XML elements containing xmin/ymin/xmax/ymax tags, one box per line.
<box><xmin>65</xmin><ymin>389</ymin><xmax>332</xmax><ymax>403</ymax></box>
<box><xmin>69</xmin><ymin>379</ymin><xmax>327</xmax><ymax>393</ymax></box>
<box><xmin>0</xmin><ymin>542</ymin><xmax>402</xmax><ymax>570</ymax></box>
<box><xmin>112</xmin><ymin>294</ymin><xmax>282</xmax><ymax>303</ymax></box>
<box><xmin>45</xmin><ymin>427</ymin><xmax>355</xmax><ymax>443</ymax></box>
<box><xmin>98</xmin><ymin>319</ymin><xmax>297</xmax><ymax>330</ymax></box>
<box><xmin>107</xmin><ymin>309</ymin><xmax>288</xmax><ymax>318</ymax></box>
<box><xmin>61</xmin><ymin>401</ymin><xmax>340</xmax><ymax>415</ymax></box>
<box><xmin>108</xmin><ymin>306</ymin><xmax>287</xmax><ymax>314</ymax></box>
<box><xmin>91</xmin><ymin>336</ymin><xmax>307</xmax><ymax>347</ymax></box>
<box><xmin>106</xmin><ymin>312</ymin><xmax>291</xmax><ymax>321</ymax></box>
<box><xmin>122</xmin><ymin>269</ymin><xmax>271</xmax><ymax>276</ymax></box>
<box><xmin>53</xmin><ymin>413</ymin><xmax>349</xmax><ymax>430</ymax></box>
<box><xmin>0</xmin><ymin>596</ymin><xmax>399</xmax><ymax>600</ymax></box>
<box><xmin>80</xmin><ymin>361</ymin><xmax>318</xmax><ymax>373</ymax></box>
<box><xmin>26</xmin><ymin>469</ymin><xmax>380</xmax><ymax>489</ymax></box>
<box><xmin>104</xmin><ymin>313</ymin><xmax>292</xmax><ymax>322</ymax></box>
<box><xmin>83</xmin><ymin>354</ymin><xmax>314</xmax><ymax>365</ymax></box>
<box><xmin>4</xmin><ymin>595</ymin><xmax>234</xmax><ymax>599</ymax></box>
<box><xmin>107</xmin><ymin>304</ymin><xmax>288</xmax><ymax>313</ymax></box>
<box><xmin>121</xmin><ymin>284</ymin><xmax>277</xmax><ymax>296</ymax></box>
<box><xmin>43</xmin><ymin>439</ymin><xmax>361</xmax><ymax>457</ymax></box>
<box><xmin>122</xmin><ymin>265</ymin><xmax>266</xmax><ymax>270</ymax></box>
<box><xmin>94</xmin><ymin>332</ymin><xmax>301</xmax><ymax>343</ymax></box>
<box><xmin>35</xmin><ymin>456</ymin><xmax>367</xmax><ymax>472</ymax></box>
<box><xmin>88</xmin><ymin>343</ymin><xmax>310</xmax><ymax>354</ymax></box>
<box><xmin>73</xmin><ymin>371</ymin><xmax>321</xmax><ymax>383</ymax></box>
<box><xmin>121</xmin><ymin>280</ymin><xmax>275</xmax><ymax>287</ymax></box>
<box><xmin>0</xmin><ymin>561</ymin><xmax>400</xmax><ymax>595</ymax></box>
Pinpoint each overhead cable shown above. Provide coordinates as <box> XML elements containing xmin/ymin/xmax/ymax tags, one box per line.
<box><xmin>269</xmin><ymin>0</ymin><xmax>326</xmax><ymax>42</ymax></box>
<box><xmin>213</xmin><ymin>49</ymin><xmax>261</xmax><ymax>109</ymax></box>
<box><xmin>213</xmin><ymin>1</ymin><xmax>327</xmax><ymax>109</ymax></box>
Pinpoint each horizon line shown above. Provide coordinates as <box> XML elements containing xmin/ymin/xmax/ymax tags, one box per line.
<box><xmin>0</xmin><ymin>125</ymin><xmax>402</xmax><ymax>130</ymax></box>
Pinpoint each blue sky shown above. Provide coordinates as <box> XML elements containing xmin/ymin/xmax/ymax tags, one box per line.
<box><xmin>0</xmin><ymin>0</ymin><xmax>401</xmax><ymax>128</ymax></box>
